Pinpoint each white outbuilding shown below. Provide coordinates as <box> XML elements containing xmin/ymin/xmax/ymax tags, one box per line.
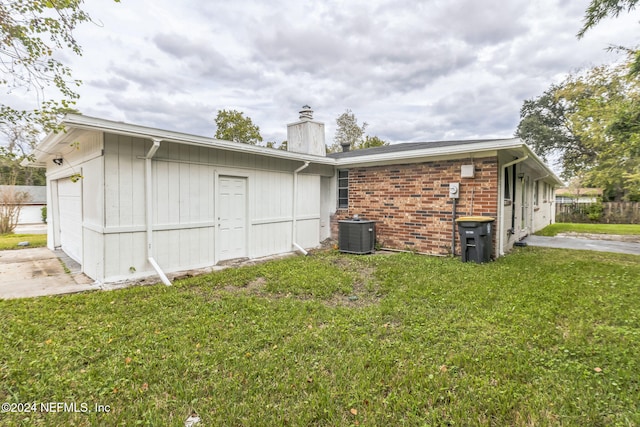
<box><xmin>31</xmin><ymin>108</ymin><xmax>335</xmax><ymax>284</ymax></box>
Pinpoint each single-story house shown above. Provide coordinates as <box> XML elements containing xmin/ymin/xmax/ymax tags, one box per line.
<box><xmin>555</xmin><ymin>187</ymin><xmax>602</xmax><ymax>204</ymax></box>
<box><xmin>0</xmin><ymin>185</ymin><xmax>46</xmax><ymax>224</ymax></box>
<box><xmin>29</xmin><ymin>108</ymin><xmax>562</xmax><ymax>284</ymax></box>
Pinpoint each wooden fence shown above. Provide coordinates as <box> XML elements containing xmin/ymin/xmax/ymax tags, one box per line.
<box><xmin>556</xmin><ymin>202</ymin><xmax>640</xmax><ymax>224</ymax></box>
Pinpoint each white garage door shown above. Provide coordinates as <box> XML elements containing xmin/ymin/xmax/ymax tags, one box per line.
<box><xmin>57</xmin><ymin>178</ymin><xmax>83</xmax><ymax>264</ymax></box>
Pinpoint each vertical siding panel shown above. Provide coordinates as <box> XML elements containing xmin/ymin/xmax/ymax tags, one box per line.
<box><xmin>132</xmin><ymin>232</ymin><xmax>147</xmax><ymax>270</ymax></box>
<box><xmin>118</xmin><ymin>136</ymin><xmax>133</xmax><ymax>227</ymax></box>
<box><xmin>179</xmin><ymin>163</ymin><xmax>189</xmax><ymax>223</ymax></box>
<box><xmin>189</xmin><ymin>164</ymin><xmax>200</xmax><ymax>222</ymax></box>
<box><xmin>104</xmin><ymin>134</ymin><xmax>119</xmax><ymax>228</ymax></box>
<box><xmin>167</xmin><ymin>161</ymin><xmax>180</xmax><ymax>224</ymax></box>
<box><xmin>118</xmin><ymin>233</ymin><xmax>133</xmax><ymax>275</ymax></box>
<box><xmin>104</xmin><ymin>234</ymin><xmax>117</xmax><ymax>278</ymax></box>
<box><xmin>154</xmin><ymin>231</ymin><xmax>166</xmax><ymax>267</ymax></box>
<box><xmin>132</xmin><ymin>139</ymin><xmax>146</xmax><ymax>225</ymax></box>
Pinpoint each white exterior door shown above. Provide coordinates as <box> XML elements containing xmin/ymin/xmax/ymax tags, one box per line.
<box><xmin>218</xmin><ymin>176</ymin><xmax>247</xmax><ymax>260</ymax></box>
<box><xmin>57</xmin><ymin>177</ymin><xmax>83</xmax><ymax>264</ymax></box>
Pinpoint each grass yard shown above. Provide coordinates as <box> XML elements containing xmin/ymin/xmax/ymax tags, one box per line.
<box><xmin>0</xmin><ymin>234</ymin><xmax>47</xmax><ymax>250</ymax></box>
<box><xmin>535</xmin><ymin>222</ymin><xmax>640</xmax><ymax>237</ymax></box>
<box><xmin>1</xmin><ymin>248</ymin><xmax>639</xmax><ymax>426</ymax></box>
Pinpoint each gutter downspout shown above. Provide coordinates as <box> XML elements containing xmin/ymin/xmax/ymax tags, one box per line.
<box><xmin>499</xmin><ymin>155</ymin><xmax>528</xmax><ymax>256</ymax></box>
<box><xmin>292</xmin><ymin>161</ymin><xmax>310</xmax><ymax>255</ymax></box>
<box><xmin>145</xmin><ymin>139</ymin><xmax>171</xmax><ymax>286</ymax></box>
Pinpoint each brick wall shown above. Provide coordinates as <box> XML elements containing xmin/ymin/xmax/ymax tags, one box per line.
<box><xmin>331</xmin><ymin>157</ymin><xmax>499</xmax><ymax>256</ymax></box>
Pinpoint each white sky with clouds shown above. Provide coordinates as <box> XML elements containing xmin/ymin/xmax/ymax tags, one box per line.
<box><xmin>6</xmin><ymin>0</ymin><xmax>640</xmax><ymax>145</ymax></box>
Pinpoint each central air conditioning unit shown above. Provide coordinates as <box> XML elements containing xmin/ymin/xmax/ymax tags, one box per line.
<box><xmin>338</xmin><ymin>218</ymin><xmax>376</xmax><ymax>254</ymax></box>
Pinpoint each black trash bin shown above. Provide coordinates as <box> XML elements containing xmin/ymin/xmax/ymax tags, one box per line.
<box><xmin>455</xmin><ymin>216</ymin><xmax>495</xmax><ymax>263</ymax></box>
<box><xmin>338</xmin><ymin>219</ymin><xmax>376</xmax><ymax>254</ymax></box>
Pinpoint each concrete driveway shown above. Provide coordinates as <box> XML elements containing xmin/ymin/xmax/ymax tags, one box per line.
<box><xmin>0</xmin><ymin>248</ymin><xmax>95</xmax><ymax>299</ymax></box>
<box><xmin>524</xmin><ymin>235</ymin><xmax>640</xmax><ymax>255</ymax></box>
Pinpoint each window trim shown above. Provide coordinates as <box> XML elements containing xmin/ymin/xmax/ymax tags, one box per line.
<box><xmin>337</xmin><ymin>169</ymin><xmax>349</xmax><ymax>209</ymax></box>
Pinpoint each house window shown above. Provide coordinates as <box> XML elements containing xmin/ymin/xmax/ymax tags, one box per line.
<box><xmin>338</xmin><ymin>170</ymin><xmax>349</xmax><ymax>208</ymax></box>
<box><xmin>504</xmin><ymin>167</ymin><xmax>511</xmax><ymax>199</ymax></box>
<box><xmin>534</xmin><ymin>181</ymin><xmax>539</xmax><ymax>206</ymax></box>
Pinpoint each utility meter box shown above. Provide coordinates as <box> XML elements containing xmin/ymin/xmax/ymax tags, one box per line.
<box><xmin>449</xmin><ymin>182</ymin><xmax>460</xmax><ymax>198</ymax></box>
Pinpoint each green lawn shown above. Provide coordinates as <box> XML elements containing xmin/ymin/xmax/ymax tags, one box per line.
<box><xmin>0</xmin><ymin>233</ymin><xmax>47</xmax><ymax>250</ymax></box>
<box><xmin>1</xmin><ymin>248</ymin><xmax>639</xmax><ymax>426</ymax></box>
<box><xmin>535</xmin><ymin>222</ymin><xmax>640</xmax><ymax>236</ymax></box>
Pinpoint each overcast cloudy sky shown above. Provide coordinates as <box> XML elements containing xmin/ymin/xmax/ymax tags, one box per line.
<box><xmin>8</xmin><ymin>0</ymin><xmax>640</xmax><ymax>145</ymax></box>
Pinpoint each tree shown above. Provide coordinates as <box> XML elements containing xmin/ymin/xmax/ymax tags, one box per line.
<box><xmin>578</xmin><ymin>0</ymin><xmax>640</xmax><ymax>76</ymax></box>
<box><xmin>1</xmin><ymin>0</ymin><xmax>119</xmax><ymax>131</ymax></box>
<box><xmin>516</xmin><ymin>58</ymin><xmax>640</xmax><ymax>201</ymax></box>
<box><xmin>214</xmin><ymin>110</ymin><xmax>263</xmax><ymax>145</ymax></box>
<box><xmin>0</xmin><ymin>181</ymin><xmax>31</xmax><ymax>234</ymax></box>
<box><xmin>578</xmin><ymin>0</ymin><xmax>639</xmax><ymax>37</ymax></box>
<box><xmin>332</xmin><ymin>109</ymin><xmax>367</xmax><ymax>152</ymax></box>
<box><xmin>328</xmin><ymin>109</ymin><xmax>367</xmax><ymax>153</ymax></box>
<box><xmin>359</xmin><ymin>135</ymin><xmax>389</xmax><ymax>150</ymax></box>
<box><xmin>516</xmin><ymin>83</ymin><xmax>595</xmax><ymax>178</ymax></box>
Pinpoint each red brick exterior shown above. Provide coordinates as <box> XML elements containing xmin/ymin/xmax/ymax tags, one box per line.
<box><xmin>331</xmin><ymin>157</ymin><xmax>499</xmax><ymax>256</ymax></box>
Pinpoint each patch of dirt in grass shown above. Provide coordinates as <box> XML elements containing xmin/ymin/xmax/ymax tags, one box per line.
<box><xmin>324</xmin><ymin>266</ymin><xmax>383</xmax><ymax>308</ymax></box>
<box><xmin>223</xmin><ymin>277</ymin><xmax>267</xmax><ymax>294</ymax></box>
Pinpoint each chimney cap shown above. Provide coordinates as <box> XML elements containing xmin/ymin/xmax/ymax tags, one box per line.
<box><xmin>299</xmin><ymin>105</ymin><xmax>313</xmax><ymax>120</ymax></box>
<box><xmin>340</xmin><ymin>142</ymin><xmax>351</xmax><ymax>152</ymax></box>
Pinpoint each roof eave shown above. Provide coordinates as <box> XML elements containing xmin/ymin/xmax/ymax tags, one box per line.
<box><xmin>334</xmin><ymin>138</ymin><xmax>524</xmax><ymax>167</ymax></box>
<box><xmin>34</xmin><ymin>114</ymin><xmax>336</xmax><ymax>166</ymax></box>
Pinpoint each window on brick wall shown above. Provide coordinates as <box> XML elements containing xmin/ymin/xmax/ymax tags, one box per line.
<box><xmin>338</xmin><ymin>170</ymin><xmax>349</xmax><ymax>208</ymax></box>
<box><xmin>534</xmin><ymin>181</ymin><xmax>539</xmax><ymax>206</ymax></box>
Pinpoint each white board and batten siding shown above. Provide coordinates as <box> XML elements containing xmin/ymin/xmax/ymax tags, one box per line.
<box><xmin>96</xmin><ymin>135</ymin><xmax>325</xmax><ymax>282</ymax></box>
<box><xmin>103</xmin><ymin>134</ymin><xmax>148</xmax><ymax>279</ymax></box>
<box><xmin>152</xmin><ymin>158</ymin><xmax>216</xmax><ymax>272</ymax></box>
<box><xmin>46</xmin><ymin>130</ymin><xmax>104</xmax><ymax>268</ymax></box>
<box><xmin>294</xmin><ymin>174</ymin><xmax>321</xmax><ymax>249</ymax></box>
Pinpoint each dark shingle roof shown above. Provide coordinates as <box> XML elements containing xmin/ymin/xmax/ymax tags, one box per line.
<box><xmin>327</xmin><ymin>138</ymin><xmax>516</xmax><ymax>159</ymax></box>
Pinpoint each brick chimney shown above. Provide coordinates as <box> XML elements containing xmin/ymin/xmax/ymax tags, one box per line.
<box><xmin>287</xmin><ymin>105</ymin><xmax>325</xmax><ymax>156</ymax></box>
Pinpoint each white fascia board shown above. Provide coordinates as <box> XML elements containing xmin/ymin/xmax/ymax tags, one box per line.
<box><xmin>28</xmin><ymin>128</ymin><xmax>73</xmax><ymax>166</ymax></box>
<box><xmin>334</xmin><ymin>138</ymin><xmax>524</xmax><ymax>167</ymax></box>
<box><xmin>45</xmin><ymin>114</ymin><xmax>336</xmax><ymax>166</ymax></box>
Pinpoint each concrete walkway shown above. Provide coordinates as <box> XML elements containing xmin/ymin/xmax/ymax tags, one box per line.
<box><xmin>523</xmin><ymin>235</ymin><xmax>640</xmax><ymax>256</ymax></box>
<box><xmin>0</xmin><ymin>248</ymin><xmax>95</xmax><ymax>299</ymax></box>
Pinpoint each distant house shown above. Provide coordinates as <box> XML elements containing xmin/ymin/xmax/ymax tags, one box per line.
<box><xmin>0</xmin><ymin>185</ymin><xmax>46</xmax><ymax>224</ymax></box>
<box><xmin>28</xmin><ymin>108</ymin><xmax>562</xmax><ymax>284</ymax></box>
<box><xmin>555</xmin><ymin>187</ymin><xmax>603</xmax><ymax>204</ymax></box>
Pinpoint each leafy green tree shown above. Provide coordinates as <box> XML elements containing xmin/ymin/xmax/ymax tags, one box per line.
<box><xmin>358</xmin><ymin>135</ymin><xmax>389</xmax><ymax>150</ymax></box>
<box><xmin>578</xmin><ymin>0</ymin><xmax>639</xmax><ymax>37</ymax></box>
<box><xmin>1</xmin><ymin>0</ymin><xmax>119</xmax><ymax>131</ymax></box>
<box><xmin>330</xmin><ymin>109</ymin><xmax>368</xmax><ymax>153</ymax></box>
<box><xmin>517</xmin><ymin>58</ymin><xmax>640</xmax><ymax>201</ymax></box>
<box><xmin>0</xmin><ymin>121</ymin><xmax>46</xmax><ymax>185</ymax></box>
<box><xmin>214</xmin><ymin>110</ymin><xmax>263</xmax><ymax>145</ymax></box>
<box><xmin>578</xmin><ymin>0</ymin><xmax>639</xmax><ymax>76</ymax></box>
<box><xmin>264</xmin><ymin>140</ymin><xmax>287</xmax><ymax>150</ymax></box>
